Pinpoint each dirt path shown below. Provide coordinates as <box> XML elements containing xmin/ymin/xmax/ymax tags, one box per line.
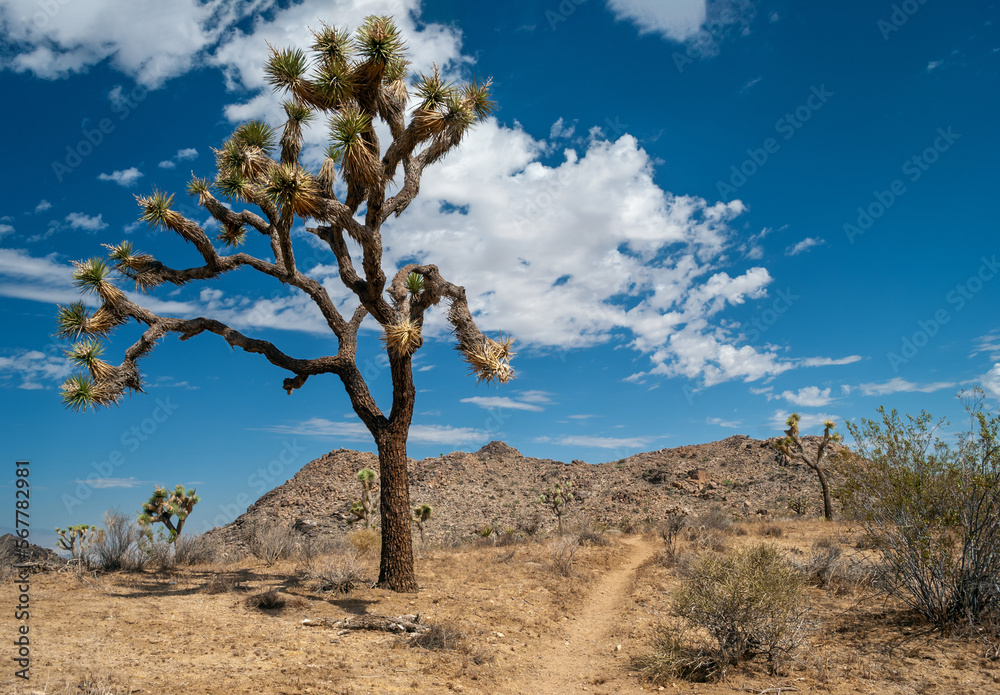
<box><xmin>508</xmin><ymin>535</ymin><xmax>660</xmax><ymax>694</ymax></box>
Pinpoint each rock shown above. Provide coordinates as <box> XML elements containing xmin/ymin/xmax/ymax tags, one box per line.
<box><xmin>687</xmin><ymin>468</ymin><xmax>709</xmax><ymax>483</ymax></box>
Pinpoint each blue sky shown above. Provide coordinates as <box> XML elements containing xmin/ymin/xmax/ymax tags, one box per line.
<box><xmin>1</xmin><ymin>0</ymin><xmax>997</xmax><ymax>547</ymax></box>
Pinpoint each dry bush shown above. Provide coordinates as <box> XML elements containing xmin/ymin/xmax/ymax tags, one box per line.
<box><xmin>551</xmin><ymin>536</ymin><xmax>579</xmax><ymax>577</ymax></box>
<box><xmin>408</xmin><ymin>623</ymin><xmax>469</xmax><ymax>652</ymax></box>
<box><xmin>516</xmin><ymin>511</ymin><xmax>542</xmax><ymax>537</ymax></box>
<box><xmin>757</xmin><ymin>522</ymin><xmax>785</xmax><ymax>538</ymax></box>
<box><xmin>172</xmin><ymin>533</ymin><xmax>220</xmax><ymax>565</ymax></box>
<box><xmin>495</xmin><ymin>527</ymin><xmax>522</xmax><ymax>547</ymax></box>
<box><xmin>634</xmin><ymin>628</ymin><xmax>719</xmax><ymax>684</ymax></box>
<box><xmin>672</xmin><ymin>543</ymin><xmax>806</xmax><ymax>678</ymax></box>
<box><xmin>246</xmin><ymin>589</ymin><xmax>286</xmax><ymax>610</ymax></box>
<box><xmin>242</xmin><ymin>518</ymin><xmax>298</xmax><ymax>564</ymax></box>
<box><xmin>313</xmin><ymin>552</ymin><xmax>367</xmax><ymax>593</ymax></box>
<box><xmin>574</xmin><ymin>518</ymin><xmax>611</xmax><ymax>547</ymax></box>
<box><xmin>92</xmin><ymin>510</ymin><xmax>147</xmax><ymax>572</ymax></box>
<box><xmin>697</xmin><ymin>505</ymin><xmax>734</xmax><ymax>531</ymax></box>
<box><xmin>347</xmin><ymin>527</ymin><xmax>380</xmax><ymax>556</ymax></box>
<box><xmin>685</xmin><ymin>526</ymin><xmax>729</xmax><ymax>553</ymax></box>
<box><xmin>10</xmin><ymin>673</ymin><xmax>136</xmax><ymax>694</ymax></box>
<box><xmin>203</xmin><ymin>573</ymin><xmax>245</xmax><ymax>594</ymax></box>
<box><xmin>495</xmin><ymin>546</ymin><xmax>517</xmax><ymax>564</ymax></box>
<box><xmin>659</xmin><ymin>507</ymin><xmax>689</xmax><ymax>561</ymax></box>
<box><xmin>794</xmin><ymin>540</ymin><xmax>871</xmax><ymax>594</ymax></box>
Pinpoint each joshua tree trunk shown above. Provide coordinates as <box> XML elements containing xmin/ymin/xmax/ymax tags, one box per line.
<box><xmin>373</xmin><ymin>354</ymin><xmax>417</xmax><ymax>591</ymax></box>
<box><xmin>813</xmin><ymin>463</ymin><xmax>834</xmax><ymax>522</ymax></box>
<box><xmin>775</xmin><ymin>414</ymin><xmax>841</xmax><ymax>522</ymax></box>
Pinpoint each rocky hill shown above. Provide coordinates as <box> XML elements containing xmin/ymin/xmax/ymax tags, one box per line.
<box><xmin>209</xmin><ymin>435</ymin><xmax>843</xmax><ymax>545</ymax></box>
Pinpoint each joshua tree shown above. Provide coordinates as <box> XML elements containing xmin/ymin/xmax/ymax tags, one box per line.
<box><xmin>538</xmin><ymin>482</ymin><xmax>574</xmax><ymax>535</ymax></box>
<box><xmin>55</xmin><ymin>523</ymin><xmax>103</xmax><ymax>565</ymax></box>
<box><xmin>354</xmin><ymin>468</ymin><xmax>378</xmax><ymax>529</ymax></box>
<box><xmin>138</xmin><ymin>484</ymin><xmax>200</xmax><ymax>541</ymax></box>
<box><xmin>54</xmin><ymin>15</ymin><xmax>513</xmax><ymax>592</ymax></box>
<box><xmin>774</xmin><ymin>413</ymin><xmax>841</xmax><ymax>521</ymax></box>
<box><xmin>413</xmin><ymin>503</ymin><xmax>432</xmax><ymax>544</ymax></box>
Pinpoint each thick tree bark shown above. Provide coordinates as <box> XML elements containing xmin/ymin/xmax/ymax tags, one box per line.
<box><xmin>374</xmin><ymin>352</ymin><xmax>418</xmax><ymax>592</ymax></box>
<box><xmin>375</xmin><ymin>434</ymin><xmax>416</xmax><ymax>591</ymax></box>
<box><xmin>810</xmin><ymin>463</ymin><xmax>834</xmax><ymax>522</ymax></box>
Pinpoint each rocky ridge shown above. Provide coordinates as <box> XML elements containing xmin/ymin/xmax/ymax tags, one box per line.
<box><xmin>210</xmin><ymin>434</ymin><xmax>842</xmax><ymax>545</ymax></box>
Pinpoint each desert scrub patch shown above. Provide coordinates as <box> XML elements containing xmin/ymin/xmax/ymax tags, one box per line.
<box><xmin>312</xmin><ymin>552</ymin><xmax>368</xmax><ymax>594</ymax></box>
<box><xmin>347</xmin><ymin>527</ymin><xmax>380</xmax><ymax>556</ymax></box>
<box><xmin>670</xmin><ymin>542</ymin><xmax>806</xmax><ymax>678</ymax></box>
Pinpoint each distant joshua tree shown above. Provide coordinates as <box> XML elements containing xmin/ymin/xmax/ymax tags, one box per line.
<box><xmin>538</xmin><ymin>482</ymin><xmax>574</xmax><ymax>535</ymax></box>
<box><xmin>774</xmin><ymin>414</ymin><xmax>841</xmax><ymax>521</ymax></box>
<box><xmin>55</xmin><ymin>523</ymin><xmax>103</xmax><ymax>566</ymax></box>
<box><xmin>413</xmin><ymin>503</ymin><xmax>432</xmax><ymax>544</ymax></box>
<box><xmin>54</xmin><ymin>16</ymin><xmax>513</xmax><ymax>592</ymax></box>
<box><xmin>138</xmin><ymin>485</ymin><xmax>200</xmax><ymax>541</ymax></box>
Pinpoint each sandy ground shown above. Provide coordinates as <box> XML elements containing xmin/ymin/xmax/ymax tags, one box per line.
<box><xmin>3</xmin><ymin>521</ymin><xmax>1000</xmax><ymax>694</ymax></box>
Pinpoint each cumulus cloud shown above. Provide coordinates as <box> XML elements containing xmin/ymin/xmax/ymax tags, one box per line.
<box><xmin>0</xmin><ymin>349</ymin><xmax>72</xmax><ymax>390</ymax></box>
<box><xmin>779</xmin><ymin>386</ymin><xmax>834</xmax><ymax>407</ymax></box>
<box><xmin>64</xmin><ymin>212</ymin><xmax>108</xmax><ymax>231</ymax></box>
<box><xmin>160</xmin><ymin>147</ymin><xmax>199</xmax><ymax>168</ymax></box>
<box><xmin>785</xmin><ymin>237</ymin><xmax>825</xmax><ymax>256</ymax></box>
<box><xmin>98</xmin><ymin>167</ymin><xmax>144</xmax><ymax>187</ymax></box>
<box><xmin>606</xmin><ymin>0</ymin><xmax>707</xmax><ymax>42</ymax></box>
<box><xmin>858</xmin><ymin>377</ymin><xmax>956</xmax><ymax>396</ymax></box>
<box><xmin>981</xmin><ymin>364</ymin><xmax>1000</xmax><ymax>399</ymax></box>
<box><xmin>34</xmin><ymin>200</ymin><xmax>51</xmax><ymax>213</ymax></box>
<box><xmin>0</xmin><ymin>222</ymin><xmax>13</xmax><ymax>237</ymax></box>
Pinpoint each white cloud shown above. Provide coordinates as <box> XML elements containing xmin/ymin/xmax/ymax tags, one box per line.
<box><xmin>707</xmin><ymin>416</ymin><xmax>741</xmax><ymax>428</ymax></box>
<box><xmin>0</xmin><ymin>349</ymin><xmax>72</xmax><ymax>389</ymax></box>
<box><xmin>549</xmin><ymin>117</ymin><xmax>576</xmax><ymax>140</ymax></box>
<box><xmin>0</xmin><ymin>223</ymin><xmax>13</xmax><ymax>237</ymax></box>
<box><xmin>981</xmin><ymin>364</ymin><xmax>1000</xmax><ymax>399</ymax></box>
<box><xmin>606</xmin><ymin>0</ymin><xmax>707</xmax><ymax>42</ymax></box>
<box><xmin>800</xmin><ymin>356</ymin><xmax>863</xmax><ymax>367</ymax></box>
<box><xmin>858</xmin><ymin>377</ymin><xmax>956</xmax><ymax>397</ymax></box>
<box><xmin>536</xmin><ymin>434</ymin><xmax>655</xmax><ymax>449</ymax></box>
<box><xmin>972</xmin><ymin>331</ymin><xmax>1000</xmax><ymax>361</ymax></box>
<box><xmin>785</xmin><ymin>237</ymin><xmax>825</xmax><ymax>256</ymax></box>
<box><xmin>780</xmin><ymin>386</ymin><xmax>834</xmax><ymax>407</ymax></box>
<box><xmin>73</xmin><ymin>477</ymin><xmax>145</xmax><ymax>489</ymax></box>
<box><xmin>98</xmin><ymin>166</ymin><xmax>144</xmax><ymax>187</ymax></box>
<box><xmin>739</xmin><ymin>76</ymin><xmax>762</xmax><ymax>94</ymax></box>
<box><xmin>771</xmin><ymin>410</ymin><xmax>841</xmax><ymax>432</ymax></box>
<box><xmin>927</xmin><ymin>60</ymin><xmax>943</xmax><ymax>72</ymax></box>
<box><xmin>460</xmin><ymin>396</ymin><xmax>543</xmax><ymax>412</ymax></box>
<box><xmin>158</xmin><ymin>160</ymin><xmax>176</xmax><ymax>170</ymax></box>
<box><xmin>65</xmin><ymin>212</ymin><xmax>108</xmax><ymax>231</ymax></box>
<box><xmin>175</xmin><ymin>147</ymin><xmax>198</xmax><ymax>160</ymax></box>
<box><xmin>263</xmin><ymin>417</ymin><xmax>489</xmax><ymax>446</ymax></box>
<box><xmin>34</xmin><ymin>200</ymin><xmax>51</xmax><ymax>213</ymax></box>
<box><xmin>0</xmin><ymin>0</ymin><xmax>275</xmax><ymax>87</ymax></box>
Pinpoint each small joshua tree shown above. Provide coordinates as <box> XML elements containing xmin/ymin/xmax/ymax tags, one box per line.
<box><xmin>413</xmin><ymin>503</ymin><xmax>432</xmax><ymax>544</ymax></box>
<box><xmin>353</xmin><ymin>468</ymin><xmax>378</xmax><ymax>529</ymax></box>
<box><xmin>138</xmin><ymin>484</ymin><xmax>200</xmax><ymax>541</ymax></box>
<box><xmin>775</xmin><ymin>414</ymin><xmax>841</xmax><ymax>522</ymax></box>
<box><xmin>538</xmin><ymin>481</ymin><xmax>574</xmax><ymax>535</ymax></box>
<box><xmin>56</xmin><ymin>524</ymin><xmax>104</xmax><ymax>566</ymax></box>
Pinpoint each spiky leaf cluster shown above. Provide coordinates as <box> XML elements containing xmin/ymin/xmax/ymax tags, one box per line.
<box><xmin>138</xmin><ymin>484</ymin><xmax>200</xmax><ymax>541</ymax></box>
<box><xmin>462</xmin><ymin>333</ymin><xmax>516</xmax><ymax>385</ymax></box>
<box><xmin>55</xmin><ymin>523</ymin><xmax>104</xmax><ymax>561</ymax></box>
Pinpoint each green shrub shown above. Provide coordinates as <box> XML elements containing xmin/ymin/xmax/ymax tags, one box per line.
<box><xmin>672</xmin><ymin>543</ymin><xmax>805</xmax><ymax>677</ymax></box>
<box><xmin>840</xmin><ymin>397</ymin><xmax>1000</xmax><ymax>628</ymax></box>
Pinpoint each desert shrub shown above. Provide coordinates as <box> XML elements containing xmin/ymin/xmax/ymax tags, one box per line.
<box><xmin>246</xmin><ymin>589</ymin><xmax>285</xmax><ymax>610</ymax></box>
<box><xmin>697</xmin><ymin>505</ymin><xmax>734</xmax><ymax>531</ymax></box>
<box><xmin>516</xmin><ymin>511</ymin><xmax>542</xmax><ymax>538</ymax></box>
<box><xmin>92</xmin><ymin>510</ymin><xmax>147</xmax><ymax>572</ymax></box>
<box><xmin>787</xmin><ymin>495</ymin><xmax>811</xmax><ymax>516</ymax></box>
<box><xmin>672</xmin><ymin>543</ymin><xmax>805</xmax><ymax>676</ymax></box>
<box><xmin>685</xmin><ymin>526</ymin><xmax>729</xmax><ymax>553</ymax></box>
<box><xmin>574</xmin><ymin>518</ymin><xmax>610</xmax><ymax>547</ymax></box>
<box><xmin>840</xmin><ymin>399</ymin><xmax>1000</xmax><ymax>628</ymax></box>
<box><xmin>172</xmin><ymin>533</ymin><xmax>220</xmax><ymax>565</ymax></box>
<box><xmin>794</xmin><ymin>540</ymin><xmax>872</xmax><ymax>595</ymax></box>
<box><xmin>313</xmin><ymin>552</ymin><xmax>367</xmax><ymax>593</ymax></box>
<box><xmin>242</xmin><ymin>518</ymin><xmax>297</xmax><ymax>564</ymax></box>
<box><xmin>660</xmin><ymin>506</ymin><xmax>689</xmax><ymax>560</ymax></box>
<box><xmin>409</xmin><ymin>623</ymin><xmax>468</xmax><ymax>652</ymax></box>
<box><xmin>203</xmin><ymin>573</ymin><xmax>244</xmax><ymax>594</ymax></box>
<box><xmin>634</xmin><ymin>629</ymin><xmax>718</xmax><ymax>684</ymax></box>
<box><xmin>551</xmin><ymin>536</ymin><xmax>579</xmax><ymax>577</ymax></box>
<box><xmin>494</xmin><ymin>527</ymin><xmax>522</xmax><ymax>547</ymax></box>
<box><xmin>757</xmin><ymin>522</ymin><xmax>784</xmax><ymax>538</ymax></box>
<box><xmin>347</xmin><ymin>527</ymin><xmax>381</xmax><ymax>556</ymax></box>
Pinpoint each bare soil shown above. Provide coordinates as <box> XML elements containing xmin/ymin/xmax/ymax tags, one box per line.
<box><xmin>5</xmin><ymin>520</ymin><xmax>1000</xmax><ymax>694</ymax></box>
